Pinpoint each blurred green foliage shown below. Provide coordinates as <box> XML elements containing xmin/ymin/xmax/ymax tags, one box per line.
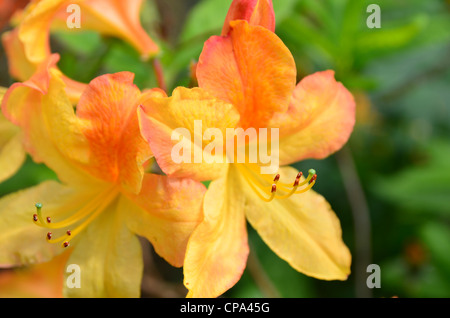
<box><xmin>1</xmin><ymin>0</ymin><xmax>449</xmax><ymax>298</ymax></box>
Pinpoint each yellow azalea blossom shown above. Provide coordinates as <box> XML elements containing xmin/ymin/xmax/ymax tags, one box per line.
<box><xmin>0</xmin><ymin>87</ymin><xmax>26</xmax><ymax>183</ymax></box>
<box><xmin>0</xmin><ymin>54</ymin><xmax>205</xmax><ymax>297</ymax></box>
<box><xmin>2</xmin><ymin>0</ymin><xmax>159</xmax><ymax>102</ymax></box>
<box><xmin>138</xmin><ymin>0</ymin><xmax>355</xmax><ymax>298</ymax></box>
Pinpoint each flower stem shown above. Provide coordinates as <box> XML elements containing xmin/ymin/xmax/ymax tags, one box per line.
<box><xmin>335</xmin><ymin>145</ymin><xmax>373</xmax><ymax>298</ymax></box>
<box><xmin>151</xmin><ymin>58</ymin><xmax>167</xmax><ymax>93</ymax></box>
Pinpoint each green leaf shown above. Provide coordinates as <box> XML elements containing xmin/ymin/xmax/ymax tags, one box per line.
<box><xmin>373</xmin><ymin>140</ymin><xmax>450</xmax><ymax>216</ymax></box>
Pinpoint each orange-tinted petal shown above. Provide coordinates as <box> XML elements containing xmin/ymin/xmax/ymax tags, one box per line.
<box><xmin>198</xmin><ymin>20</ymin><xmax>296</xmax><ymax>129</ymax></box>
<box><xmin>222</xmin><ymin>0</ymin><xmax>275</xmax><ymax>35</ymax></box>
<box><xmin>124</xmin><ymin>174</ymin><xmax>206</xmax><ymax>267</ymax></box>
<box><xmin>0</xmin><ymin>251</ymin><xmax>69</xmax><ymax>298</ymax></box>
<box><xmin>184</xmin><ymin>168</ymin><xmax>249</xmax><ymax>298</ymax></box>
<box><xmin>270</xmin><ymin>71</ymin><xmax>356</xmax><ymax>165</ymax></box>
<box><xmin>78</xmin><ymin>0</ymin><xmax>159</xmax><ymax>59</ymax></box>
<box><xmin>241</xmin><ymin>166</ymin><xmax>352</xmax><ymax>280</ymax></box>
<box><xmin>139</xmin><ymin>86</ymin><xmax>240</xmax><ymax>181</ymax></box>
<box><xmin>76</xmin><ymin>72</ymin><xmax>152</xmax><ymax>194</ymax></box>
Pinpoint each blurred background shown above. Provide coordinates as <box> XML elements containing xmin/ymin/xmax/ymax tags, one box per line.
<box><xmin>0</xmin><ymin>0</ymin><xmax>449</xmax><ymax>298</ymax></box>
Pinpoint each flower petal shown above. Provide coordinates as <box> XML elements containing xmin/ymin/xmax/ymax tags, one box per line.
<box><xmin>78</xmin><ymin>0</ymin><xmax>159</xmax><ymax>59</ymax></box>
<box><xmin>0</xmin><ymin>181</ymin><xmax>95</xmax><ymax>267</ymax></box>
<box><xmin>184</xmin><ymin>168</ymin><xmax>249</xmax><ymax>298</ymax></box>
<box><xmin>0</xmin><ymin>87</ymin><xmax>25</xmax><ymax>182</ymax></box>
<box><xmin>270</xmin><ymin>71</ymin><xmax>356</xmax><ymax>165</ymax></box>
<box><xmin>139</xmin><ymin>86</ymin><xmax>240</xmax><ymax>181</ymax></box>
<box><xmin>76</xmin><ymin>72</ymin><xmax>152</xmax><ymax>194</ymax></box>
<box><xmin>0</xmin><ymin>129</ymin><xmax>26</xmax><ymax>183</ymax></box>
<box><xmin>63</xmin><ymin>199</ymin><xmax>142</xmax><ymax>298</ymax></box>
<box><xmin>222</xmin><ymin>0</ymin><xmax>275</xmax><ymax>35</ymax></box>
<box><xmin>242</xmin><ymin>165</ymin><xmax>351</xmax><ymax>280</ymax></box>
<box><xmin>123</xmin><ymin>174</ymin><xmax>206</xmax><ymax>267</ymax></box>
<box><xmin>197</xmin><ymin>20</ymin><xmax>296</xmax><ymax>129</ymax></box>
<box><xmin>1</xmin><ymin>57</ymin><xmax>94</xmax><ymax>186</ymax></box>
<box><xmin>0</xmin><ymin>251</ymin><xmax>69</xmax><ymax>298</ymax></box>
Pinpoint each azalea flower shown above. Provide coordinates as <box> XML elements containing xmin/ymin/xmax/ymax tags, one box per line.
<box><xmin>0</xmin><ymin>87</ymin><xmax>26</xmax><ymax>183</ymax></box>
<box><xmin>138</xmin><ymin>0</ymin><xmax>355</xmax><ymax>297</ymax></box>
<box><xmin>0</xmin><ymin>54</ymin><xmax>205</xmax><ymax>297</ymax></box>
<box><xmin>2</xmin><ymin>0</ymin><xmax>159</xmax><ymax>102</ymax></box>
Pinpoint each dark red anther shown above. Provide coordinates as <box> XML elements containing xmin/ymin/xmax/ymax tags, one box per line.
<box><xmin>293</xmin><ymin>178</ymin><xmax>300</xmax><ymax>187</ymax></box>
<box><xmin>63</xmin><ymin>241</ymin><xmax>70</xmax><ymax>248</ymax></box>
<box><xmin>297</xmin><ymin>172</ymin><xmax>303</xmax><ymax>179</ymax></box>
<box><xmin>46</xmin><ymin>217</ymin><xmax>51</xmax><ymax>223</ymax></box>
<box><xmin>33</xmin><ymin>214</ymin><xmax>38</xmax><ymax>222</ymax></box>
<box><xmin>273</xmin><ymin>174</ymin><xmax>280</xmax><ymax>182</ymax></box>
<box><xmin>47</xmin><ymin>232</ymin><xmax>52</xmax><ymax>240</ymax></box>
<box><xmin>271</xmin><ymin>184</ymin><xmax>277</xmax><ymax>193</ymax></box>
<box><xmin>66</xmin><ymin>230</ymin><xmax>72</xmax><ymax>236</ymax></box>
<box><xmin>309</xmin><ymin>174</ymin><xmax>317</xmax><ymax>184</ymax></box>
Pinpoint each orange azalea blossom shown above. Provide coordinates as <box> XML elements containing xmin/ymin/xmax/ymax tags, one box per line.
<box><xmin>2</xmin><ymin>0</ymin><xmax>159</xmax><ymax>102</ymax></box>
<box><xmin>0</xmin><ymin>54</ymin><xmax>205</xmax><ymax>297</ymax></box>
<box><xmin>138</xmin><ymin>0</ymin><xmax>355</xmax><ymax>298</ymax></box>
<box><xmin>0</xmin><ymin>87</ymin><xmax>26</xmax><ymax>183</ymax></box>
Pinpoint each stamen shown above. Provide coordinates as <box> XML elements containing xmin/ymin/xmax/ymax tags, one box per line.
<box><xmin>237</xmin><ymin>164</ymin><xmax>318</xmax><ymax>202</ymax></box>
<box><xmin>33</xmin><ymin>187</ymin><xmax>118</xmax><ymax>248</ymax></box>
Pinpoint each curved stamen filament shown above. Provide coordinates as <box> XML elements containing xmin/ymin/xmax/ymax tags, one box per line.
<box><xmin>238</xmin><ymin>164</ymin><xmax>318</xmax><ymax>202</ymax></box>
<box><xmin>35</xmin><ymin>187</ymin><xmax>118</xmax><ymax>248</ymax></box>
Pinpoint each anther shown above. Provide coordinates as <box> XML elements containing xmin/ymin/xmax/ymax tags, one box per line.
<box><xmin>46</xmin><ymin>217</ymin><xmax>51</xmax><ymax>223</ymax></box>
<box><xmin>271</xmin><ymin>184</ymin><xmax>277</xmax><ymax>193</ymax></box>
<box><xmin>273</xmin><ymin>174</ymin><xmax>280</xmax><ymax>182</ymax></box>
<box><xmin>63</xmin><ymin>241</ymin><xmax>70</xmax><ymax>248</ymax></box>
<box><xmin>33</xmin><ymin>214</ymin><xmax>38</xmax><ymax>222</ymax></box>
<box><xmin>66</xmin><ymin>230</ymin><xmax>72</xmax><ymax>236</ymax></box>
<box><xmin>309</xmin><ymin>174</ymin><xmax>317</xmax><ymax>184</ymax></box>
<box><xmin>46</xmin><ymin>232</ymin><xmax>52</xmax><ymax>240</ymax></box>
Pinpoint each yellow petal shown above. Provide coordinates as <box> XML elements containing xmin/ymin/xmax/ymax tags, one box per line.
<box><xmin>0</xmin><ymin>181</ymin><xmax>95</xmax><ymax>267</ymax></box>
<box><xmin>124</xmin><ymin>174</ymin><xmax>205</xmax><ymax>267</ymax></box>
<box><xmin>0</xmin><ymin>87</ymin><xmax>25</xmax><ymax>183</ymax></box>
<box><xmin>63</xmin><ymin>198</ymin><xmax>142</xmax><ymax>298</ymax></box>
<box><xmin>0</xmin><ymin>129</ymin><xmax>26</xmax><ymax>183</ymax></box>
<box><xmin>270</xmin><ymin>71</ymin><xmax>356</xmax><ymax>165</ymax></box>
<box><xmin>184</xmin><ymin>168</ymin><xmax>249</xmax><ymax>298</ymax></box>
<box><xmin>2</xmin><ymin>59</ymin><xmax>94</xmax><ymax>186</ymax></box>
<box><xmin>139</xmin><ymin>86</ymin><xmax>240</xmax><ymax>181</ymax></box>
<box><xmin>240</xmin><ymin>165</ymin><xmax>351</xmax><ymax>280</ymax></box>
<box><xmin>197</xmin><ymin>20</ymin><xmax>296</xmax><ymax>129</ymax></box>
